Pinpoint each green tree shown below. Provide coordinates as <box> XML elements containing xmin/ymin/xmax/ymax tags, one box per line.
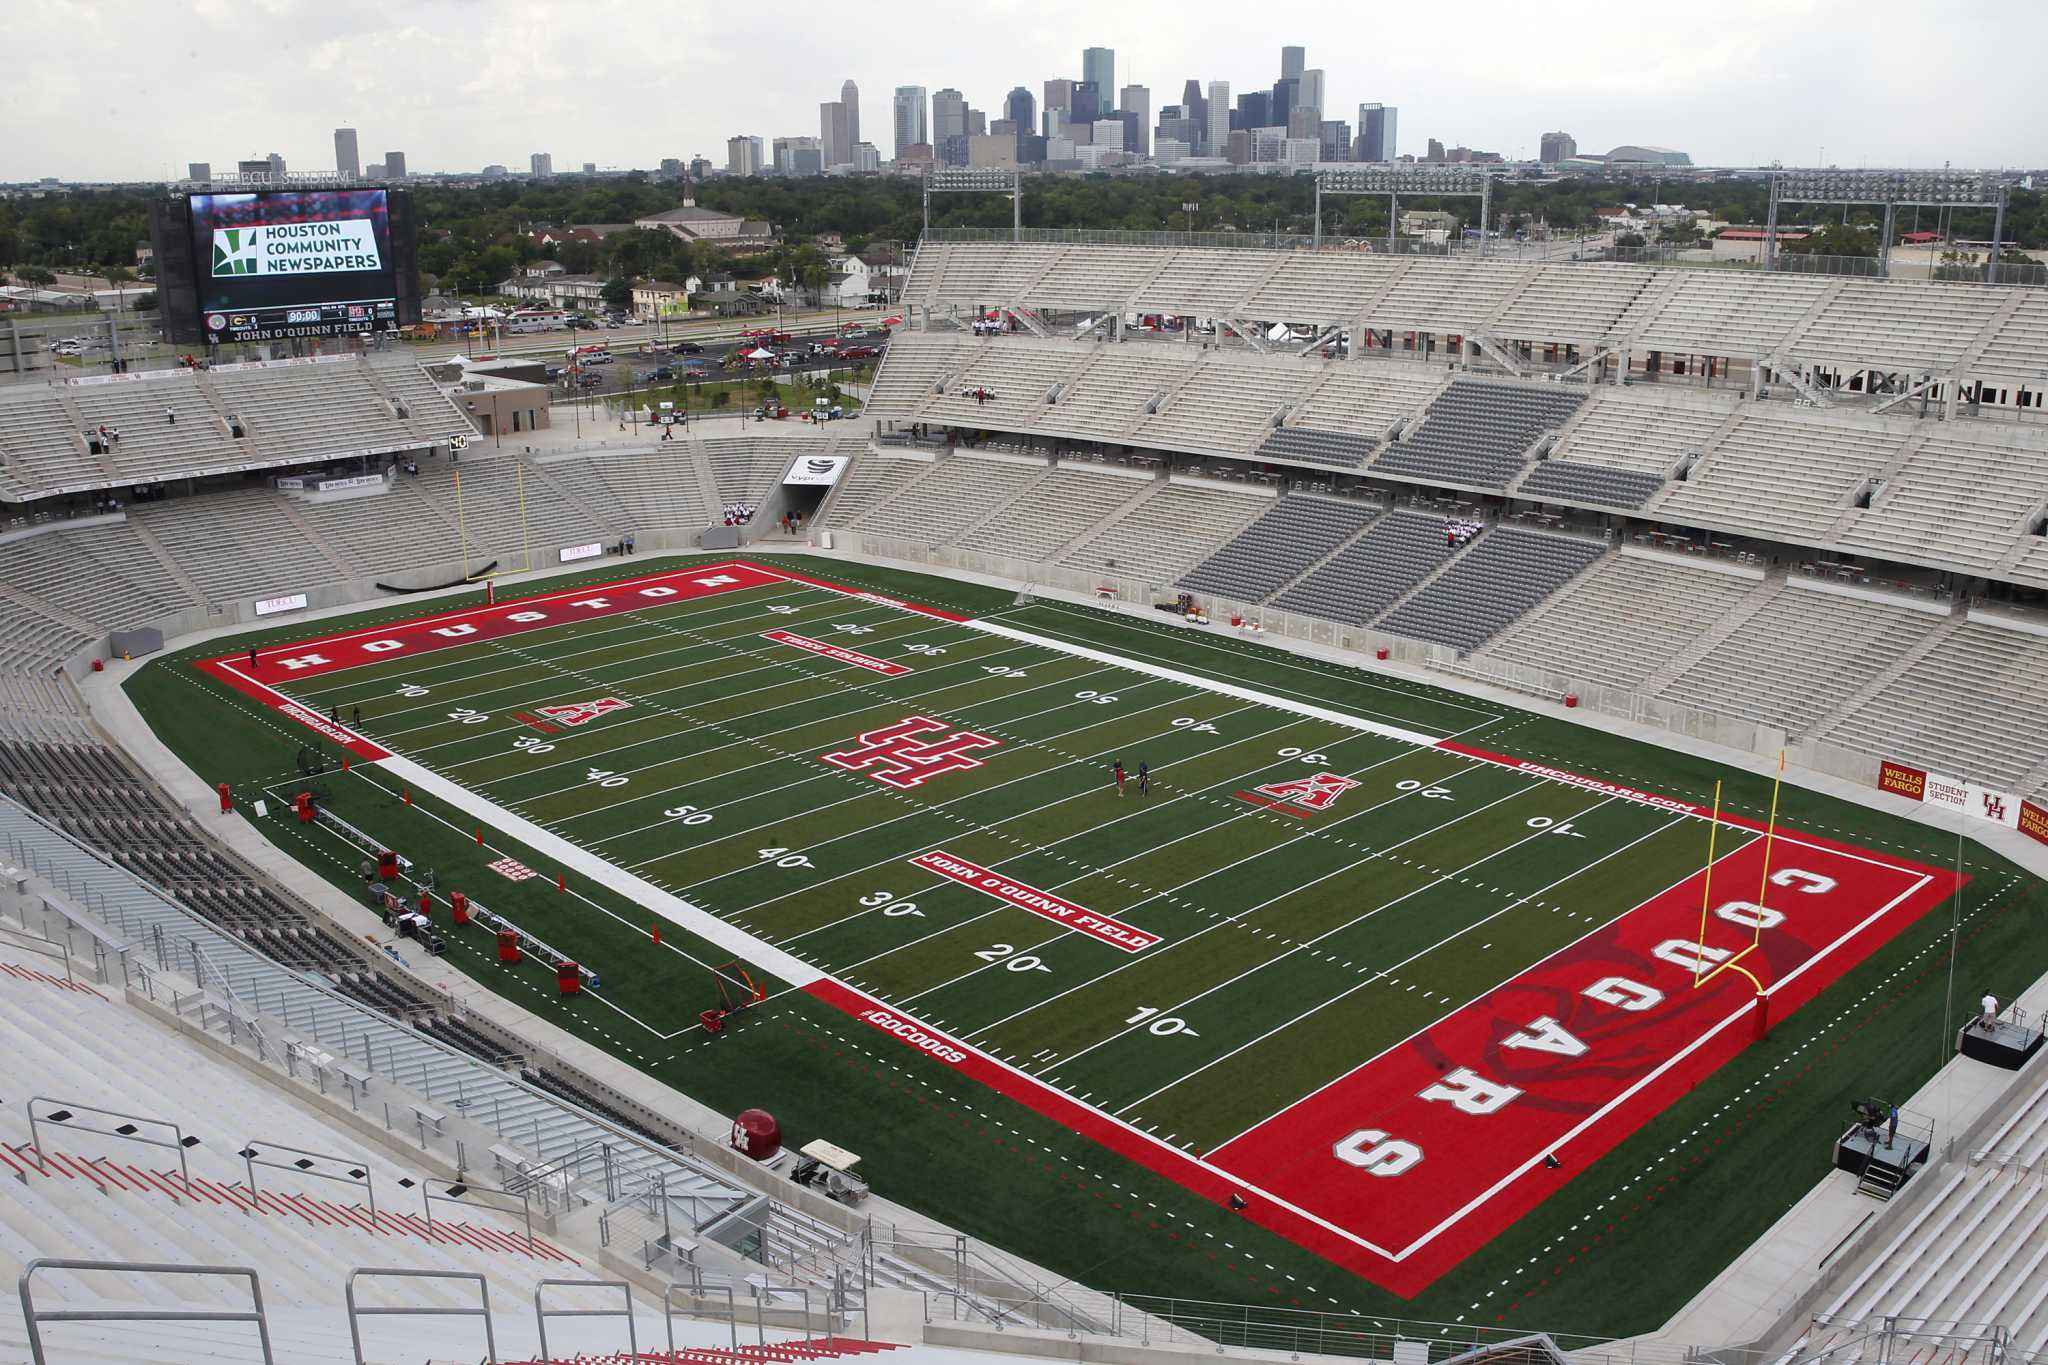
<box><xmin>1782</xmin><ymin>223</ymin><xmax>1878</xmax><ymax>259</ymax></box>
<box><xmin>133</xmin><ymin>291</ymin><xmax>157</xmax><ymax>312</ymax></box>
<box><xmin>15</xmin><ymin>265</ymin><xmax>55</xmax><ymax>286</ymax></box>
<box><xmin>601</xmin><ymin>275</ymin><xmax>634</xmax><ymax>311</ymax></box>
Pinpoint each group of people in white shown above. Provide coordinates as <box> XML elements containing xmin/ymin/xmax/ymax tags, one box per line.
<box><xmin>723</xmin><ymin>502</ymin><xmax>756</xmax><ymax>526</ymax></box>
<box><xmin>1444</xmin><ymin>517</ymin><xmax>1484</xmax><ymax>548</ymax></box>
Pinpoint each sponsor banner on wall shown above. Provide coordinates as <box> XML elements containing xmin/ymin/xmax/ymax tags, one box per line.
<box><xmin>315</xmin><ymin>473</ymin><xmax>387</xmax><ymax>494</ymax></box>
<box><xmin>1878</xmin><ymin>759</ymin><xmax>1927</xmax><ymax>801</ymax></box>
<box><xmin>253</xmin><ymin>592</ymin><xmax>309</xmax><ymax>616</ymax></box>
<box><xmin>559</xmin><ymin>541</ymin><xmax>603</xmax><ymax>563</ymax></box>
<box><xmin>1915</xmin><ymin>767</ymin><xmax>2021</xmax><ymax>830</ymax></box>
<box><xmin>2021</xmin><ymin>801</ymin><xmax>2048</xmax><ymax>848</ymax></box>
<box><xmin>782</xmin><ymin>455</ymin><xmax>848</xmax><ymax>487</ymax></box>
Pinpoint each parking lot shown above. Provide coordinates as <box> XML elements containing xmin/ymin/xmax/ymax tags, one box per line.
<box><xmin>545</xmin><ymin>323</ymin><xmax>889</xmax><ymax>398</ymax></box>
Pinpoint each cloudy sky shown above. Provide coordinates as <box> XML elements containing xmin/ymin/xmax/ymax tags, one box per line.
<box><xmin>6</xmin><ymin>0</ymin><xmax>2044</xmax><ymax>182</ymax></box>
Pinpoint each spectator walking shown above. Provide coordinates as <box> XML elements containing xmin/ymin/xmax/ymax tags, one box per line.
<box><xmin>165</xmin><ymin>407</ymin><xmax>176</xmax><ymax>425</ymax></box>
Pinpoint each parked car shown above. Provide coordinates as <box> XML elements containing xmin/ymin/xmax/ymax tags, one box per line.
<box><xmin>838</xmin><ymin>345</ymin><xmax>879</xmax><ymax>361</ymax></box>
<box><xmin>644</xmin><ymin>365</ymin><xmax>675</xmax><ymax>382</ymax></box>
<box><xmin>566</xmin><ymin>316</ymin><xmax>599</xmax><ymax>330</ymax></box>
<box><xmin>576</xmin><ymin>373</ymin><xmax>604</xmax><ymax>389</ymax></box>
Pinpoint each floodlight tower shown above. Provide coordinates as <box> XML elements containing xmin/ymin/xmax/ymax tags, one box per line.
<box><xmin>922</xmin><ymin>166</ymin><xmax>1023</xmax><ymax>243</ymax></box>
<box><xmin>1314</xmin><ymin>167</ymin><xmax>1493</xmax><ymax>255</ymax></box>
<box><xmin>1765</xmin><ymin>169</ymin><xmax>2008</xmax><ymax>279</ymax></box>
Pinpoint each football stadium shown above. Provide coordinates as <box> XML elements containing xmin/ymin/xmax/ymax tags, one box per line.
<box><xmin>6</xmin><ymin>176</ymin><xmax>2048</xmax><ymax>1364</ymax></box>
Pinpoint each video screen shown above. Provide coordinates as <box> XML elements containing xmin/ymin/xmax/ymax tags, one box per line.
<box><xmin>188</xmin><ymin>189</ymin><xmax>400</xmax><ymax>343</ymax></box>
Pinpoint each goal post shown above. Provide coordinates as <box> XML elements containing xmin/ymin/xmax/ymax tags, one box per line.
<box><xmin>1694</xmin><ymin>753</ymin><xmax>1785</xmax><ymax>995</ymax></box>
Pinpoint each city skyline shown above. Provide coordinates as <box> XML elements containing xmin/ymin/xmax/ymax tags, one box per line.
<box><xmin>5</xmin><ymin>0</ymin><xmax>2046</xmax><ymax>182</ymax></box>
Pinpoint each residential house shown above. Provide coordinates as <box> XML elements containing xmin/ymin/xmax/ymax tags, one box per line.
<box><xmin>631</xmin><ymin>277</ymin><xmax>704</xmax><ymax>320</ymax></box>
<box><xmin>494</xmin><ymin>273</ymin><xmax>609</xmax><ymax>310</ymax></box>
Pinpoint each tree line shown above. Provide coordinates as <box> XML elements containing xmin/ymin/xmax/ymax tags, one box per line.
<box><xmin>2</xmin><ymin>174</ymin><xmax>2041</xmax><ymax>297</ymax></box>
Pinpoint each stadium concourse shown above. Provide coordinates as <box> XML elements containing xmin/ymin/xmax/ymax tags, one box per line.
<box><xmin>6</xmin><ymin>239</ymin><xmax>2048</xmax><ymax>1360</ymax></box>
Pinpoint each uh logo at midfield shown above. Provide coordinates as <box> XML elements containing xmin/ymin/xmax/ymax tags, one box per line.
<box><xmin>820</xmin><ymin>715</ymin><xmax>1002</xmax><ymax>789</ymax></box>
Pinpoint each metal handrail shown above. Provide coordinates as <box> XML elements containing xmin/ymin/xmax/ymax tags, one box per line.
<box><xmin>534</xmin><ymin>1277</ymin><xmax>637</xmax><ymax>1361</ymax></box>
<box><xmin>345</xmin><ymin>1267</ymin><xmax>495</xmax><ymax>1365</ymax></box>
<box><xmin>26</xmin><ymin>1095</ymin><xmax>196</xmax><ymax>1184</ymax></box>
<box><xmin>19</xmin><ymin>1259</ymin><xmax>273</xmax><ymax>1365</ymax></box>
<box><xmin>241</xmin><ymin>1137</ymin><xmax>376</xmax><ymax>1216</ymax></box>
<box><xmin>420</xmin><ymin>1176</ymin><xmax>534</xmax><ymax>1252</ymax></box>
<box><xmin>667</xmin><ymin>1278</ymin><xmax>738</xmax><ymax>1353</ymax></box>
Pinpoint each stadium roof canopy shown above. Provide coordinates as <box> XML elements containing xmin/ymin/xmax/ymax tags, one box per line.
<box><xmin>1606</xmin><ymin>145</ymin><xmax>1694</xmax><ymax>167</ymax></box>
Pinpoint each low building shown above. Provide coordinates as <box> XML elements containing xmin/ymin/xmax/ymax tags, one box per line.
<box><xmin>825</xmin><ymin>251</ymin><xmax>906</xmax><ymax>307</ymax></box>
<box><xmin>450</xmin><ymin>372</ymin><xmax>551</xmax><ymax>440</ymax></box>
<box><xmin>495</xmin><ymin>274</ymin><xmax>609</xmax><ymax>310</ymax></box>
<box><xmin>631</xmin><ymin>277</ymin><xmax>702</xmax><ymax>320</ymax></box>
<box><xmin>633</xmin><ymin>197</ymin><xmax>776</xmax><ymax>253</ymax></box>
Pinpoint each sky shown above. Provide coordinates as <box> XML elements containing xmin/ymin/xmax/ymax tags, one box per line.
<box><xmin>5</xmin><ymin>0</ymin><xmax>2045</xmax><ymax>182</ymax></box>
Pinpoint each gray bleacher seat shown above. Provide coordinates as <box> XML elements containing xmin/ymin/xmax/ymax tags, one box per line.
<box><xmin>1255</xmin><ymin>427</ymin><xmax>1377</xmax><ymax>471</ymax></box>
<box><xmin>1371</xmin><ymin>377</ymin><xmax>1586</xmax><ymax>490</ymax></box>
<box><xmin>1179</xmin><ymin>495</ymin><xmax>1380</xmax><ymax>603</ymax></box>
<box><xmin>1375</xmin><ymin>528</ymin><xmax>1608</xmax><ymax>653</ymax></box>
<box><xmin>1272</xmin><ymin>510</ymin><xmax>1453</xmax><ymax>626</ymax></box>
<box><xmin>1518</xmin><ymin>460</ymin><xmax>1666</xmax><ymax>510</ymax></box>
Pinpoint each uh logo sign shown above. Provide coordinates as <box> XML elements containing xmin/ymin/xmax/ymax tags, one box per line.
<box><xmin>820</xmin><ymin>715</ymin><xmax>1002</xmax><ymax>790</ymax></box>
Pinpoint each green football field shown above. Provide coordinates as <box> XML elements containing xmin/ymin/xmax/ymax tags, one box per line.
<box><xmin>260</xmin><ymin>564</ymin><xmax>1730</xmax><ymax>1147</ymax></box>
<box><xmin>126</xmin><ymin>554</ymin><xmax>2048</xmax><ymax>1336</ymax></box>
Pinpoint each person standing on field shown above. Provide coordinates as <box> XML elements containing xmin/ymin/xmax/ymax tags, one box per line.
<box><xmin>1138</xmin><ymin>760</ymin><xmax>1150</xmax><ymax>795</ymax></box>
<box><xmin>1112</xmin><ymin>760</ymin><xmax>1127</xmax><ymax>797</ymax></box>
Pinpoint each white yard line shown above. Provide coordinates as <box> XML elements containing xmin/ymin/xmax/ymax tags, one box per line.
<box><xmin>1121</xmin><ymin>806</ymin><xmax>1689</xmax><ymax>1118</ymax></box>
<box><xmin>1035</xmin><ymin>783</ymin><xmax>1600</xmax><ymax>1076</ymax></box>
<box><xmin>889</xmin><ymin>747</ymin><xmax>1495</xmax><ymax>1009</ymax></box>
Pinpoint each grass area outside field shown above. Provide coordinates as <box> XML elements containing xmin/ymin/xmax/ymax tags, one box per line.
<box><xmin>121</xmin><ymin>553</ymin><xmax>2047</xmax><ymax>1339</ymax></box>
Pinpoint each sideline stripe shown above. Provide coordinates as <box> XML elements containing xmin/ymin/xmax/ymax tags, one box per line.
<box><xmin>379</xmin><ymin>753</ymin><xmax>827</xmax><ymax>993</ymax></box>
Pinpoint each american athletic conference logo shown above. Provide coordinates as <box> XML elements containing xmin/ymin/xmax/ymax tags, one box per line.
<box><xmin>212</xmin><ymin>227</ymin><xmax>262</xmax><ymax>276</ymax></box>
<box><xmin>820</xmin><ymin>715</ymin><xmax>1001</xmax><ymax>789</ymax></box>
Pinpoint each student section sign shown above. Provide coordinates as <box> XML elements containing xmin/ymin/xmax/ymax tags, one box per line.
<box><xmin>1881</xmin><ymin>758</ymin><xmax>2048</xmax><ymax>845</ymax></box>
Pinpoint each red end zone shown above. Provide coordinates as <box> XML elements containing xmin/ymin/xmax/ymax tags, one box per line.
<box><xmin>808</xmin><ymin>789</ymin><xmax>1960</xmax><ymax>1298</ymax></box>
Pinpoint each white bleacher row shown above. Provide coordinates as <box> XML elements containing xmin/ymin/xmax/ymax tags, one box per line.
<box><xmin>870</xmin><ymin>334</ymin><xmax>1429</xmax><ymax>461</ymax></box>
<box><xmin>1834</xmin><ymin>430</ymin><xmax>2048</xmax><ymax>572</ymax></box>
<box><xmin>0</xmin><ymin>801</ymin><xmax>758</xmax><ymax>1237</ymax></box>
<box><xmin>956</xmin><ymin>464</ymin><xmax>1149</xmax><ymax>562</ymax></box>
<box><xmin>1056</xmin><ymin>480</ymin><xmax>1271</xmax><ymax>587</ymax></box>
<box><xmin>1784</xmin><ymin>278</ymin><xmax>2013</xmax><ymax>374</ymax></box>
<box><xmin>1649</xmin><ymin>410</ymin><xmax>1913</xmax><ymax>541</ymax></box>
<box><xmin>0</xmin><ymin>355</ymin><xmax>471</xmax><ymax>498</ymax></box>
<box><xmin>0</xmin><ymin>952</ymin><xmax>589</xmax><ymax>1312</ymax></box>
<box><xmin>1793</xmin><ymin>1067</ymin><xmax>2048</xmax><ymax>1356</ymax></box>
<box><xmin>1547</xmin><ymin>393</ymin><xmax>1732</xmax><ymax>476</ymax></box>
<box><xmin>844</xmin><ymin>452</ymin><xmax>1051</xmax><ymax>544</ymax></box>
<box><xmin>0</xmin><ymin>436</ymin><xmax>834</xmax><ymax>707</ymax></box>
<box><xmin>1973</xmin><ymin>291</ymin><xmax>2048</xmax><ymax>384</ymax></box>
<box><xmin>903</xmin><ymin>241</ymin><xmax>2048</xmax><ymax>380</ymax></box>
<box><xmin>1817</xmin><ymin>618</ymin><xmax>2048</xmax><ymax>791</ymax></box>
<box><xmin>1477</xmin><ymin>554</ymin><xmax>1765</xmax><ymax>691</ymax></box>
<box><xmin>863</xmin><ymin>334</ymin><xmax>2048</xmax><ymax>573</ymax></box>
<box><xmin>1661</xmin><ymin>584</ymin><xmax>1941</xmax><ymax>735</ymax></box>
